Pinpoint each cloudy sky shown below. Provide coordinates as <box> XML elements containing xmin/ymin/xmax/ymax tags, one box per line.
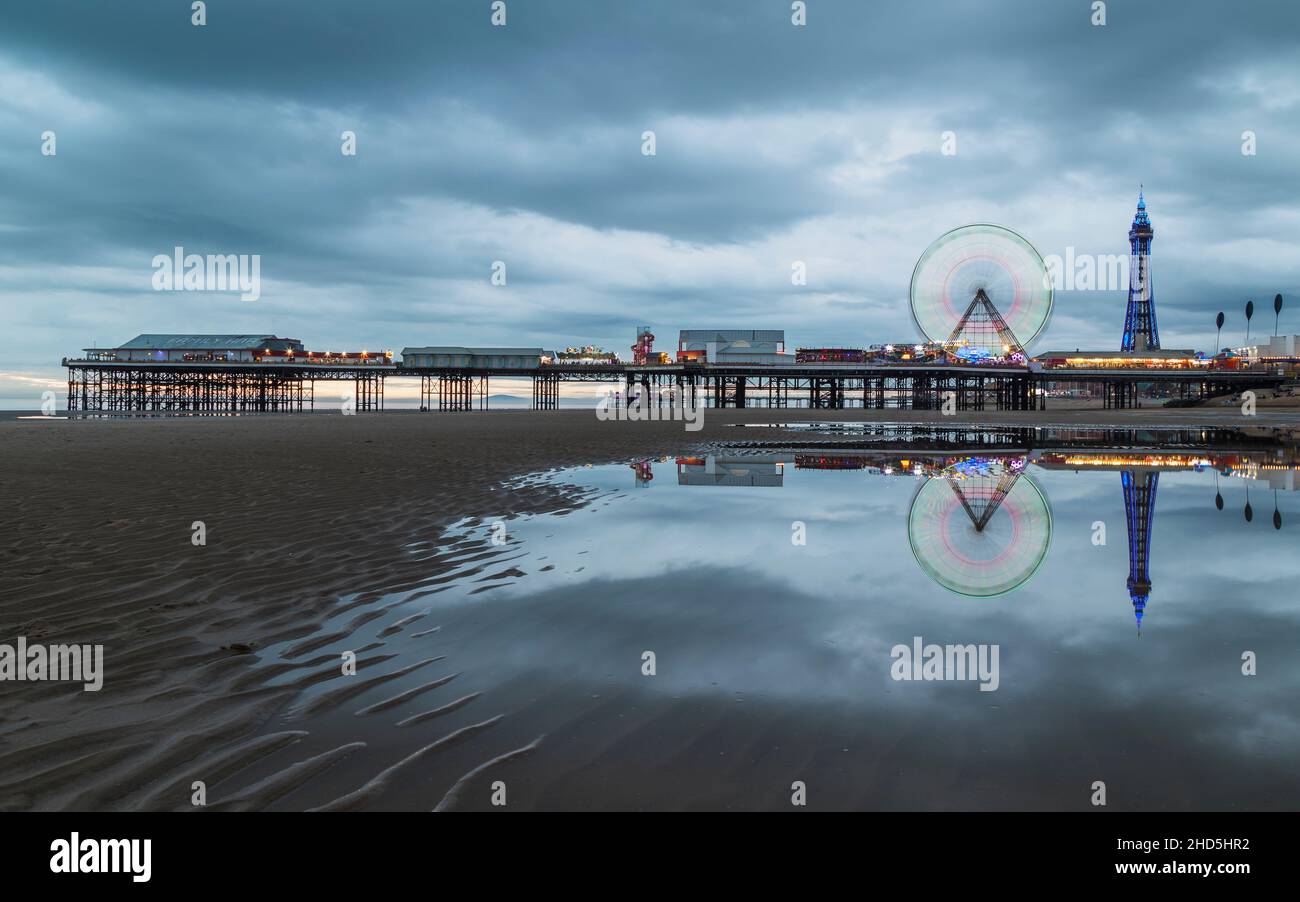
<box><xmin>2</xmin><ymin>0</ymin><xmax>1298</xmax><ymax>403</ymax></box>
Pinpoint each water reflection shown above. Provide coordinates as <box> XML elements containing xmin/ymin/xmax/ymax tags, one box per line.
<box><xmin>1121</xmin><ymin>470</ymin><xmax>1157</xmax><ymax>632</ymax></box>
<box><xmin>675</xmin><ymin>455</ymin><xmax>784</xmax><ymax>487</ymax></box>
<box><xmin>642</xmin><ymin>432</ymin><xmax>1298</xmax><ymax>632</ymax></box>
<box><xmin>258</xmin><ymin>426</ymin><xmax>1299</xmax><ymax>811</ymax></box>
<box><xmin>906</xmin><ymin>457</ymin><xmax>1051</xmax><ymax>598</ymax></box>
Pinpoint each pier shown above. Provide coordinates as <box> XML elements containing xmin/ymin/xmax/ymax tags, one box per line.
<box><xmin>62</xmin><ymin>354</ymin><xmax>1287</xmax><ymax>415</ymax></box>
<box><xmin>64</xmin><ymin>358</ymin><xmax>394</xmax><ymax>414</ymax></box>
<box><xmin>60</xmin><ymin>333</ymin><xmax>1289</xmax><ymax>415</ymax></box>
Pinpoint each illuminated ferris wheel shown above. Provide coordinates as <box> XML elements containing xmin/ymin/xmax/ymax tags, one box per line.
<box><xmin>909</xmin><ymin>224</ymin><xmax>1053</xmax><ymax>357</ymax></box>
<box><xmin>907</xmin><ymin>456</ymin><xmax>1053</xmax><ymax>597</ymax></box>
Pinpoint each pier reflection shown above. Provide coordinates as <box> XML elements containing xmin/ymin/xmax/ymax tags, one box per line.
<box><xmin>674</xmin><ymin>455</ymin><xmax>785</xmax><ymax>487</ymax></box>
<box><xmin>653</xmin><ymin>430</ymin><xmax>1299</xmax><ymax>630</ymax></box>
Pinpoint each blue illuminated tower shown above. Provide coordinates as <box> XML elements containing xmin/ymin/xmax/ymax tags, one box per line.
<box><xmin>1121</xmin><ymin>189</ymin><xmax>1160</xmax><ymax>351</ymax></box>
<box><xmin>1121</xmin><ymin>470</ymin><xmax>1159</xmax><ymax>632</ymax></box>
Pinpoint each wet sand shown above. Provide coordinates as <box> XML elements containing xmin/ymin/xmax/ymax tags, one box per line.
<box><xmin>2</xmin><ymin>405</ymin><xmax>1298</xmax><ymax>811</ymax></box>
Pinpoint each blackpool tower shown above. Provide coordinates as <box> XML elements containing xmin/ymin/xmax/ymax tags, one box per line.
<box><xmin>1121</xmin><ymin>469</ymin><xmax>1159</xmax><ymax>632</ymax></box>
<box><xmin>1121</xmin><ymin>189</ymin><xmax>1160</xmax><ymax>351</ymax></box>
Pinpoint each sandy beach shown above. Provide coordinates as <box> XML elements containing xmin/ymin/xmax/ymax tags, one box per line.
<box><xmin>2</xmin><ymin>405</ymin><xmax>1298</xmax><ymax>811</ymax></box>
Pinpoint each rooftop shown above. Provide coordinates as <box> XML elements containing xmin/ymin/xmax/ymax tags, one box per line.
<box><xmin>401</xmin><ymin>347</ymin><xmax>544</xmax><ymax>356</ymax></box>
<box><xmin>1034</xmin><ymin>349</ymin><xmax>1197</xmax><ymax>359</ymax></box>
<box><xmin>90</xmin><ymin>334</ymin><xmax>302</xmax><ymax>351</ymax></box>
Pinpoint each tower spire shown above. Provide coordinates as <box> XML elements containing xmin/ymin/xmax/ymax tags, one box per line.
<box><xmin>1121</xmin><ymin>189</ymin><xmax>1158</xmax><ymax>349</ymax></box>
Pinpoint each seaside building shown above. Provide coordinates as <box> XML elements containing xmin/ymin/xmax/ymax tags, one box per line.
<box><xmin>1031</xmin><ymin>348</ymin><xmax>1201</xmax><ymax>369</ymax></box>
<box><xmin>677</xmin><ymin>329</ymin><xmax>792</xmax><ymax>365</ymax></box>
<box><xmin>1228</xmin><ymin>335</ymin><xmax>1300</xmax><ymax>369</ymax></box>
<box><xmin>556</xmin><ymin>346</ymin><xmax>619</xmax><ymax>364</ymax></box>
<box><xmin>795</xmin><ymin>348</ymin><xmax>867</xmax><ymax>364</ymax></box>
<box><xmin>1121</xmin><ymin>190</ymin><xmax>1160</xmax><ymax>352</ymax></box>
<box><xmin>81</xmin><ymin>334</ymin><xmax>306</xmax><ymax>363</ymax></box>
<box><xmin>400</xmin><ymin>347</ymin><xmax>544</xmax><ymax>370</ymax></box>
<box><xmin>64</xmin><ymin>333</ymin><xmax>393</xmax><ymax>413</ymax></box>
<box><xmin>1253</xmin><ymin>335</ymin><xmax>1300</xmax><ymax>359</ymax></box>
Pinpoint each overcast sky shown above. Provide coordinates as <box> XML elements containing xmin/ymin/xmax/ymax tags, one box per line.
<box><xmin>2</xmin><ymin>0</ymin><xmax>1298</xmax><ymax>401</ymax></box>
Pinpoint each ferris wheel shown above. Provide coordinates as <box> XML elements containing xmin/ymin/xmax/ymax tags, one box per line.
<box><xmin>909</xmin><ymin>224</ymin><xmax>1053</xmax><ymax>356</ymax></box>
<box><xmin>907</xmin><ymin>456</ymin><xmax>1053</xmax><ymax>597</ymax></box>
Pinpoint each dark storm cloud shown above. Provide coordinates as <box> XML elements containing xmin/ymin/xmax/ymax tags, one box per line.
<box><xmin>6</xmin><ymin>1</ymin><xmax>1295</xmax><ymax>118</ymax></box>
<box><xmin>1</xmin><ymin>0</ymin><xmax>1298</xmax><ymax>389</ymax></box>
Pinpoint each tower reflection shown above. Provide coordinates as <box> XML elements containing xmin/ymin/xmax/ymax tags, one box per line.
<box><xmin>1121</xmin><ymin>470</ymin><xmax>1158</xmax><ymax>633</ymax></box>
<box><xmin>657</xmin><ymin>437</ymin><xmax>1294</xmax><ymax>629</ymax></box>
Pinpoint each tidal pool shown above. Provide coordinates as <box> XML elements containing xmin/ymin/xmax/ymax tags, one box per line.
<box><xmin>237</xmin><ymin>429</ymin><xmax>1300</xmax><ymax>810</ymax></box>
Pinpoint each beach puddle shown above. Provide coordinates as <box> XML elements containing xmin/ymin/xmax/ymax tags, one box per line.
<box><xmin>205</xmin><ymin>429</ymin><xmax>1300</xmax><ymax>810</ymax></box>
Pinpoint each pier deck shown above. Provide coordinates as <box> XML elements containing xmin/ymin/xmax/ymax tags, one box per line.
<box><xmin>62</xmin><ymin>357</ymin><xmax>1286</xmax><ymax>415</ymax></box>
